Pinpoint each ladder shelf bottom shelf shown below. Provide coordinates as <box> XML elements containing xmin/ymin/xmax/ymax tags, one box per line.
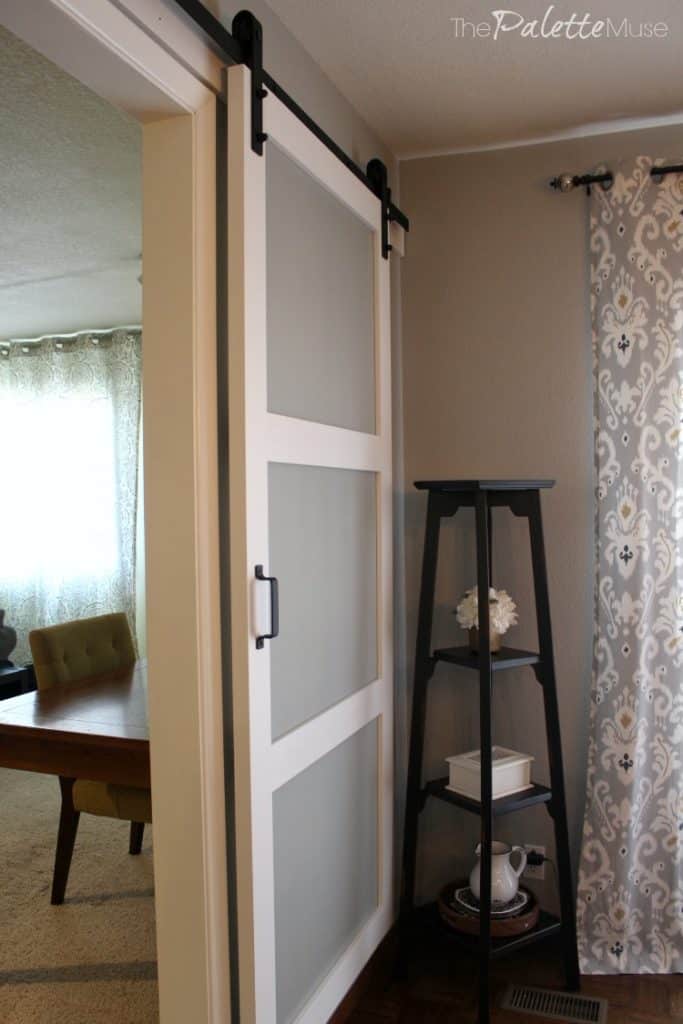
<box><xmin>433</xmin><ymin>646</ymin><xmax>540</xmax><ymax>672</ymax></box>
<box><xmin>411</xmin><ymin>903</ymin><xmax>562</xmax><ymax>961</ymax></box>
<box><xmin>423</xmin><ymin>777</ymin><xmax>552</xmax><ymax>816</ymax></box>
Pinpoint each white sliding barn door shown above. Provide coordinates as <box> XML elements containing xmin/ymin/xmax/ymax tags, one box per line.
<box><xmin>227</xmin><ymin>64</ymin><xmax>393</xmax><ymax>1024</ymax></box>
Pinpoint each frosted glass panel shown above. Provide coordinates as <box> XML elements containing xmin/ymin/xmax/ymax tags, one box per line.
<box><xmin>266</xmin><ymin>143</ymin><xmax>375</xmax><ymax>433</ymax></box>
<box><xmin>273</xmin><ymin>721</ymin><xmax>379</xmax><ymax>1024</ymax></box>
<box><xmin>268</xmin><ymin>462</ymin><xmax>377</xmax><ymax>739</ymax></box>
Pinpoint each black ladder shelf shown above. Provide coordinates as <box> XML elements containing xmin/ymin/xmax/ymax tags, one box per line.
<box><xmin>401</xmin><ymin>480</ymin><xmax>580</xmax><ymax>1024</ymax></box>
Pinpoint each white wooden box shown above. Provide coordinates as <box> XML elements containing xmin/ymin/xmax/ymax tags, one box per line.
<box><xmin>445</xmin><ymin>746</ymin><xmax>534</xmax><ymax>801</ymax></box>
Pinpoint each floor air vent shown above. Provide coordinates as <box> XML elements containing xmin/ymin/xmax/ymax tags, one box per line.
<box><xmin>500</xmin><ymin>985</ymin><xmax>608</xmax><ymax>1024</ymax></box>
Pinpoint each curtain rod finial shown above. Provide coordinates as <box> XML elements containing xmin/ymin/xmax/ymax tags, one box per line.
<box><xmin>550</xmin><ymin>173</ymin><xmax>576</xmax><ymax>193</ymax></box>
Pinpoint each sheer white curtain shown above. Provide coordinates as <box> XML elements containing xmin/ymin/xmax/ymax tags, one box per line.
<box><xmin>0</xmin><ymin>329</ymin><xmax>142</xmax><ymax>665</ymax></box>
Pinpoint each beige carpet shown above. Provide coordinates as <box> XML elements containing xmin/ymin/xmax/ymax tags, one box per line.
<box><xmin>0</xmin><ymin>767</ymin><xmax>158</xmax><ymax>1024</ymax></box>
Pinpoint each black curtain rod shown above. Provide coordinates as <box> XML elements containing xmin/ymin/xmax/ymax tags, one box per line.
<box><xmin>170</xmin><ymin>0</ymin><xmax>409</xmax><ymax>235</ymax></box>
<box><xmin>550</xmin><ymin>164</ymin><xmax>683</xmax><ymax>193</ymax></box>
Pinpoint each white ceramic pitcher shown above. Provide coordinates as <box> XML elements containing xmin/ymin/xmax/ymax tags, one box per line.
<box><xmin>469</xmin><ymin>841</ymin><xmax>527</xmax><ymax>903</ymax></box>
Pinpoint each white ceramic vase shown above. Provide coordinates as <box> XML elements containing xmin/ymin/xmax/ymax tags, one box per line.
<box><xmin>468</xmin><ymin>626</ymin><xmax>502</xmax><ymax>653</ymax></box>
<box><xmin>469</xmin><ymin>841</ymin><xmax>527</xmax><ymax>904</ymax></box>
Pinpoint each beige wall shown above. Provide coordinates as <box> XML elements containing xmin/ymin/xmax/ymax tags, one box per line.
<box><xmin>399</xmin><ymin>124</ymin><xmax>683</xmax><ymax>909</ymax></box>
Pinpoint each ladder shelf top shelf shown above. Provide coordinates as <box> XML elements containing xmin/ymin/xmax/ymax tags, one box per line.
<box><xmin>433</xmin><ymin>646</ymin><xmax>540</xmax><ymax>671</ymax></box>
<box><xmin>423</xmin><ymin>777</ymin><xmax>552</xmax><ymax>816</ymax></box>
<box><xmin>414</xmin><ymin>479</ymin><xmax>555</xmax><ymax>492</ymax></box>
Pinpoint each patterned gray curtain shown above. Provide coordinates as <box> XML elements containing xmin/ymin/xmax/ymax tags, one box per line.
<box><xmin>0</xmin><ymin>329</ymin><xmax>141</xmax><ymax>665</ymax></box>
<box><xmin>577</xmin><ymin>157</ymin><xmax>683</xmax><ymax>973</ymax></box>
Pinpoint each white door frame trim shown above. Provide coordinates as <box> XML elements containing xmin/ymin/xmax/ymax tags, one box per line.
<box><xmin>0</xmin><ymin>0</ymin><xmax>218</xmax><ymax>117</ymax></box>
<box><xmin>0</xmin><ymin>3</ymin><xmax>229</xmax><ymax>1023</ymax></box>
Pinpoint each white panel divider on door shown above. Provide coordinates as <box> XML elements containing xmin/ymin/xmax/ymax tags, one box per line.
<box><xmin>269</xmin><ymin>677</ymin><xmax>385</xmax><ymax>791</ymax></box>
<box><xmin>228</xmin><ymin>64</ymin><xmax>393</xmax><ymax>1024</ymax></box>
<box><xmin>265</xmin><ymin>414</ymin><xmax>384</xmax><ymax>472</ymax></box>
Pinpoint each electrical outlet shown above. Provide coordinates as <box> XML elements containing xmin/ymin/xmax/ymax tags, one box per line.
<box><xmin>523</xmin><ymin>844</ymin><xmax>546</xmax><ymax>880</ymax></box>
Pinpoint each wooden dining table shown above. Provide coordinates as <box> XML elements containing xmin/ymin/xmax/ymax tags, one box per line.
<box><xmin>0</xmin><ymin>660</ymin><xmax>150</xmax><ymax>788</ymax></box>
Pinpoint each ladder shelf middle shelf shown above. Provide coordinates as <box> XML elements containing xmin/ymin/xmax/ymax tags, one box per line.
<box><xmin>422</xmin><ymin>777</ymin><xmax>553</xmax><ymax>817</ymax></box>
<box><xmin>432</xmin><ymin>646</ymin><xmax>540</xmax><ymax>672</ymax></box>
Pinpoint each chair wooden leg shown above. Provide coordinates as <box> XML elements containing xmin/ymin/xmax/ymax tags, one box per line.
<box><xmin>51</xmin><ymin>777</ymin><xmax>80</xmax><ymax>905</ymax></box>
<box><xmin>129</xmin><ymin>821</ymin><xmax>144</xmax><ymax>855</ymax></box>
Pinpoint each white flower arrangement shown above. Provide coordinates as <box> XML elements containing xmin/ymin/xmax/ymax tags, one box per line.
<box><xmin>455</xmin><ymin>586</ymin><xmax>518</xmax><ymax>635</ymax></box>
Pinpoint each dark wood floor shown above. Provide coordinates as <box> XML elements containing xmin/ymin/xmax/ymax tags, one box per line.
<box><xmin>347</xmin><ymin>933</ymin><xmax>683</xmax><ymax>1024</ymax></box>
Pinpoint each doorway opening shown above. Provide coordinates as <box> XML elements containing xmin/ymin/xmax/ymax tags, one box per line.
<box><xmin>0</xmin><ymin>22</ymin><xmax>153</xmax><ymax>1022</ymax></box>
<box><xmin>0</xmin><ymin>6</ymin><xmax>227</xmax><ymax>1023</ymax></box>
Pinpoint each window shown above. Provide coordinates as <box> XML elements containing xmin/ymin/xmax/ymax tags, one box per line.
<box><xmin>0</xmin><ymin>330</ymin><xmax>141</xmax><ymax>664</ymax></box>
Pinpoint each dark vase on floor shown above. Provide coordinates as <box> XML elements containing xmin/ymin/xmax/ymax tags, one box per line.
<box><xmin>0</xmin><ymin>610</ymin><xmax>17</xmax><ymax>663</ymax></box>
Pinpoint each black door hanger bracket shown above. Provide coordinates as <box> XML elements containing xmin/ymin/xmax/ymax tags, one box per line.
<box><xmin>172</xmin><ymin>2</ymin><xmax>409</xmax><ymax>256</ymax></box>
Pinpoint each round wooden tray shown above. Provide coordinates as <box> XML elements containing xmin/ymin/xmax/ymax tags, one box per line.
<box><xmin>438</xmin><ymin>881</ymin><xmax>540</xmax><ymax>938</ymax></box>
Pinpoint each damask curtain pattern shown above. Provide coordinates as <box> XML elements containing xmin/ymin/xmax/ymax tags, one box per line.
<box><xmin>577</xmin><ymin>158</ymin><xmax>683</xmax><ymax>973</ymax></box>
<box><xmin>0</xmin><ymin>329</ymin><xmax>141</xmax><ymax>665</ymax></box>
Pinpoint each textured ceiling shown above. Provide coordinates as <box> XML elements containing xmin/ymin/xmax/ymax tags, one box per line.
<box><xmin>0</xmin><ymin>25</ymin><xmax>141</xmax><ymax>340</ymax></box>
<box><xmin>264</xmin><ymin>0</ymin><xmax>683</xmax><ymax>157</ymax></box>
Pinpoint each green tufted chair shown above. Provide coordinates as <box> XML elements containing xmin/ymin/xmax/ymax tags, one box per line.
<box><xmin>29</xmin><ymin>613</ymin><xmax>152</xmax><ymax>904</ymax></box>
